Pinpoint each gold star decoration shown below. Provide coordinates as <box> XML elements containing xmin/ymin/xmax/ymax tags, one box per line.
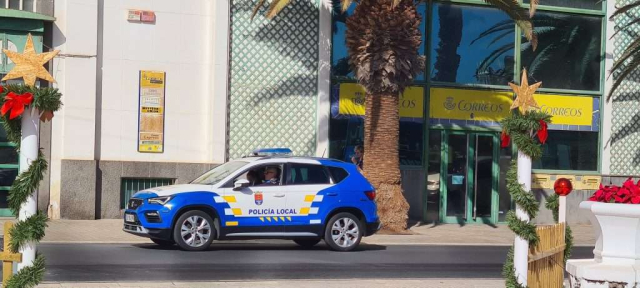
<box><xmin>509</xmin><ymin>69</ymin><xmax>542</xmax><ymax>113</ymax></box>
<box><xmin>1</xmin><ymin>33</ymin><xmax>59</xmax><ymax>87</ymax></box>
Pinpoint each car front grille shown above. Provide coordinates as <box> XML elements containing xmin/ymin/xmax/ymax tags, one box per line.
<box><xmin>145</xmin><ymin>213</ymin><xmax>161</xmax><ymax>223</ymax></box>
<box><xmin>128</xmin><ymin>198</ymin><xmax>143</xmax><ymax>210</ymax></box>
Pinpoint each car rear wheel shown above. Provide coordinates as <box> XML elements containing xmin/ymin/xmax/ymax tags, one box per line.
<box><xmin>173</xmin><ymin>210</ymin><xmax>216</xmax><ymax>251</ymax></box>
<box><xmin>324</xmin><ymin>212</ymin><xmax>363</xmax><ymax>252</ymax></box>
<box><xmin>293</xmin><ymin>239</ymin><xmax>321</xmax><ymax>248</ymax></box>
<box><xmin>151</xmin><ymin>238</ymin><xmax>175</xmax><ymax>247</ymax></box>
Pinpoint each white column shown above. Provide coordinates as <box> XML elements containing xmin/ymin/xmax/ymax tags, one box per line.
<box><xmin>17</xmin><ymin>107</ymin><xmax>40</xmax><ymax>271</ymax></box>
<box><xmin>315</xmin><ymin>1</ymin><xmax>331</xmax><ymax>157</ymax></box>
<box><xmin>559</xmin><ymin>195</ymin><xmax>567</xmax><ymax>223</ymax></box>
<box><xmin>514</xmin><ymin>151</ymin><xmax>532</xmax><ymax>285</ymax></box>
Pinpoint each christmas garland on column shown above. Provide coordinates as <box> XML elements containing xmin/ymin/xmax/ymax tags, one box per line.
<box><xmin>500</xmin><ymin>110</ymin><xmax>551</xmax><ymax>288</ymax></box>
<box><xmin>0</xmin><ymin>84</ymin><xmax>62</xmax><ymax>288</ymax></box>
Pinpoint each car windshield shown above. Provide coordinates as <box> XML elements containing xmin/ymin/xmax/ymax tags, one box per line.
<box><xmin>191</xmin><ymin>161</ymin><xmax>248</xmax><ymax>185</ymax></box>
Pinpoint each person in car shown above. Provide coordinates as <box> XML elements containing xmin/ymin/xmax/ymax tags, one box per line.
<box><xmin>246</xmin><ymin>170</ymin><xmax>260</xmax><ymax>186</ymax></box>
<box><xmin>260</xmin><ymin>166</ymin><xmax>280</xmax><ymax>185</ymax></box>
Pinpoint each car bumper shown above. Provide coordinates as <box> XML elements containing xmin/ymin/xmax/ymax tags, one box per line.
<box><xmin>123</xmin><ymin>223</ymin><xmax>172</xmax><ymax>240</ymax></box>
<box><xmin>365</xmin><ymin>220</ymin><xmax>381</xmax><ymax>236</ymax></box>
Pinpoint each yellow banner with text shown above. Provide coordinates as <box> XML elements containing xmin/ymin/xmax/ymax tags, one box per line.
<box><xmin>338</xmin><ymin>83</ymin><xmax>423</xmax><ymax>118</ymax></box>
<box><xmin>429</xmin><ymin>88</ymin><xmax>593</xmax><ymax>126</ymax></box>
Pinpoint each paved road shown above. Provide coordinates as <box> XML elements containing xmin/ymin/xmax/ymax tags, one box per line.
<box><xmin>39</xmin><ymin>242</ymin><xmax>595</xmax><ymax>282</ymax></box>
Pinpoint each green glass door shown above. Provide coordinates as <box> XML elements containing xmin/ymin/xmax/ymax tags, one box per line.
<box><xmin>441</xmin><ymin>131</ymin><xmax>499</xmax><ymax>224</ymax></box>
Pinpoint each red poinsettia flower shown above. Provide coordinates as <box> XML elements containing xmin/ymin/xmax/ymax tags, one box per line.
<box><xmin>1</xmin><ymin>92</ymin><xmax>33</xmax><ymax>120</ymax></box>
<box><xmin>590</xmin><ymin>178</ymin><xmax>640</xmax><ymax>204</ymax></box>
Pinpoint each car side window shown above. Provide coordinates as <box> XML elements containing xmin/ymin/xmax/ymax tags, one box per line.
<box><xmin>287</xmin><ymin>164</ymin><xmax>331</xmax><ymax>185</ymax></box>
<box><xmin>230</xmin><ymin>164</ymin><xmax>284</xmax><ymax>187</ymax></box>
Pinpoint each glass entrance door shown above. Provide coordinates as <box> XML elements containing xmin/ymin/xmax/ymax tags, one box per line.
<box><xmin>441</xmin><ymin>131</ymin><xmax>499</xmax><ymax>224</ymax></box>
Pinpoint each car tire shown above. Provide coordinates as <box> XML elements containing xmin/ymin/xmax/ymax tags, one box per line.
<box><xmin>151</xmin><ymin>238</ymin><xmax>175</xmax><ymax>247</ymax></box>
<box><xmin>324</xmin><ymin>212</ymin><xmax>363</xmax><ymax>252</ymax></box>
<box><xmin>173</xmin><ymin>210</ymin><xmax>216</xmax><ymax>251</ymax></box>
<box><xmin>293</xmin><ymin>239</ymin><xmax>321</xmax><ymax>248</ymax></box>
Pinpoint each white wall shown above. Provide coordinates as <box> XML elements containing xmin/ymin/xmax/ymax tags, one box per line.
<box><xmin>50</xmin><ymin>0</ymin><xmax>99</xmax><ymax>219</ymax></box>
<box><xmin>601</xmin><ymin>0</ymin><xmax>615</xmax><ymax>175</ymax></box>
<box><xmin>99</xmin><ymin>0</ymin><xmax>217</xmax><ymax>163</ymax></box>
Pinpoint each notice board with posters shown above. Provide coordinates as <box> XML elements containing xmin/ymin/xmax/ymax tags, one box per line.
<box><xmin>138</xmin><ymin>70</ymin><xmax>165</xmax><ymax>153</ymax></box>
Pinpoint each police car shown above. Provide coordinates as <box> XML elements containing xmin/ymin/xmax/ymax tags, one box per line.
<box><xmin>123</xmin><ymin>148</ymin><xmax>380</xmax><ymax>252</ymax></box>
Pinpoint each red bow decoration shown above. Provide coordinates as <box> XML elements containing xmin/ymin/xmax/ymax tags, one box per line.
<box><xmin>1</xmin><ymin>92</ymin><xmax>33</xmax><ymax>120</ymax></box>
<box><xmin>500</xmin><ymin>130</ymin><xmax>510</xmax><ymax>148</ymax></box>
<box><xmin>537</xmin><ymin>120</ymin><xmax>548</xmax><ymax>144</ymax></box>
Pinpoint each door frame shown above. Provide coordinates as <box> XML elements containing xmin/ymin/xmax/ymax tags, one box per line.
<box><xmin>439</xmin><ymin>130</ymin><xmax>500</xmax><ymax>224</ymax></box>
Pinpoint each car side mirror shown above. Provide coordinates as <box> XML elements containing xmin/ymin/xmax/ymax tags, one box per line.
<box><xmin>233</xmin><ymin>179</ymin><xmax>250</xmax><ymax>190</ymax></box>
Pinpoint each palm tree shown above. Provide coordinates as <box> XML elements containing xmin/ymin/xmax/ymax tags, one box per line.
<box><xmin>254</xmin><ymin>0</ymin><xmax>537</xmax><ymax>232</ymax></box>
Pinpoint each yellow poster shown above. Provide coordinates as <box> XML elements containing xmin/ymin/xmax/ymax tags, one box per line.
<box><xmin>338</xmin><ymin>83</ymin><xmax>423</xmax><ymax>118</ymax></box>
<box><xmin>138</xmin><ymin>71</ymin><xmax>165</xmax><ymax>153</ymax></box>
<box><xmin>429</xmin><ymin>88</ymin><xmax>594</xmax><ymax>127</ymax></box>
<box><xmin>535</xmin><ymin>94</ymin><xmax>592</xmax><ymax>126</ymax></box>
<box><xmin>429</xmin><ymin>87</ymin><xmax>513</xmax><ymax>122</ymax></box>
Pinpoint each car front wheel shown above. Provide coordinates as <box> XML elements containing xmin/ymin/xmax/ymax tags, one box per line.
<box><xmin>324</xmin><ymin>212</ymin><xmax>363</xmax><ymax>252</ymax></box>
<box><xmin>173</xmin><ymin>210</ymin><xmax>216</xmax><ymax>251</ymax></box>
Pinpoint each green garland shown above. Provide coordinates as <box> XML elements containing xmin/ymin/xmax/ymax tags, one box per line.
<box><xmin>501</xmin><ymin>110</ymin><xmax>551</xmax><ymax>288</ymax></box>
<box><xmin>0</xmin><ymin>84</ymin><xmax>62</xmax><ymax>288</ymax></box>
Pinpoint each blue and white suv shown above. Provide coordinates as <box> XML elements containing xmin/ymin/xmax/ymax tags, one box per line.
<box><xmin>123</xmin><ymin>150</ymin><xmax>380</xmax><ymax>251</ymax></box>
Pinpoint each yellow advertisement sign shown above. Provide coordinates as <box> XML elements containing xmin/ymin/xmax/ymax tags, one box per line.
<box><xmin>535</xmin><ymin>94</ymin><xmax>592</xmax><ymax>126</ymax></box>
<box><xmin>429</xmin><ymin>88</ymin><xmax>512</xmax><ymax>122</ymax></box>
<box><xmin>138</xmin><ymin>71</ymin><xmax>166</xmax><ymax>153</ymax></box>
<box><xmin>430</xmin><ymin>88</ymin><xmax>594</xmax><ymax>127</ymax></box>
<box><xmin>338</xmin><ymin>83</ymin><xmax>423</xmax><ymax>118</ymax></box>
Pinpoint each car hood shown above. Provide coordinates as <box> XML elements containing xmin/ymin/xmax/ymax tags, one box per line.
<box><xmin>138</xmin><ymin>184</ymin><xmax>214</xmax><ymax>197</ymax></box>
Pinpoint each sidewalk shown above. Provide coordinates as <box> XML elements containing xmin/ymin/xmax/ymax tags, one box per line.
<box><xmin>0</xmin><ymin>218</ymin><xmax>596</xmax><ymax>246</ymax></box>
<box><xmin>37</xmin><ymin>279</ymin><xmax>506</xmax><ymax>288</ymax></box>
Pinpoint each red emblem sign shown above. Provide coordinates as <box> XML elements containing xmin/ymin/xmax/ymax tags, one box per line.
<box><xmin>254</xmin><ymin>192</ymin><xmax>263</xmax><ymax>205</ymax></box>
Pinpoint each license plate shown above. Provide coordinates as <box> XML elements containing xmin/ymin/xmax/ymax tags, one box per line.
<box><xmin>125</xmin><ymin>214</ymin><xmax>135</xmax><ymax>222</ymax></box>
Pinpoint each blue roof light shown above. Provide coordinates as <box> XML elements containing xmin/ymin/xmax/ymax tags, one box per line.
<box><xmin>252</xmin><ymin>148</ymin><xmax>293</xmax><ymax>156</ymax></box>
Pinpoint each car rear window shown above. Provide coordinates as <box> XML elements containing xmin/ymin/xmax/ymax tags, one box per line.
<box><xmin>288</xmin><ymin>164</ymin><xmax>331</xmax><ymax>185</ymax></box>
<box><xmin>328</xmin><ymin>167</ymin><xmax>348</xmax><ymax>184</ymax></box>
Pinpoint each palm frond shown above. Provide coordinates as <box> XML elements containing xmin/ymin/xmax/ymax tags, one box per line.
<box><xmin>610</xmin><ymin>0</ymin><xmax>640</xmax><ymax>20</ymax></box>
<box><xmin>251</xmin><ymin>0</ymin><xmax>267</xmax><ymax>20</ymax></box>
<box><xmin>611</xmin><ymin>18</ymin><xmax>640</xmax><ymax>40</ymax></box>
<box><xmin>483</xmin><ymin>0</ymin><xmax>537</xmax><ymax>50</ymax></box>
<box><xmin>470</xmin><ymin>19</ymin><xmax>515</xmax><ymax>45</ymax></box>
<box><xmin>529</xmin><ymin>0</ymin><xmax>539</xmax><ymax>17</ymax></box>
<box><xmin>608</xmin><ymin>56</ymin><xmax>640</xmax><ymax>101</ymax></box>
<box><xmin>342</xmin><ymin>0</ymin><xmax>354</xmax><ymax>12</ymax></box>
<box><xmin>486</xmin><ymin>30</ymin><xmax>514</xmax><ymax>47</ymax></box>
<box><xmin>394</xmin><ymin>0</ymin><xmax>401</xmax><ymax>8</ymax></box>
<box><xmin>611</xmin><ymin>36</ymin><xmax>640</xmax><ymax>74</ymax></box>
<box><xmin>266</xmin><ymin>0</ymin><xmax>292</xmax><ymax>19</ymax></box>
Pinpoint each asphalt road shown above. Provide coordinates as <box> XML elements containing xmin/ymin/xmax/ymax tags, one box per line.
<box><xmin>39</xmin><ymin>242</ymin><xmax>595</xmax><ymax>282</ymax></box>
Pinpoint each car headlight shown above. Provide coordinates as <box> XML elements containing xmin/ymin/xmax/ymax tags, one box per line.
<box><xmin>147</xmin><ymin>196</ymin><xmax>173</xmax><ymax>205</ymax></box>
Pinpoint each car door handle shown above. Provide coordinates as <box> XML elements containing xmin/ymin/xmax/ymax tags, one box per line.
<box><xmin>274</xmin><ymin>194</ymin><xmax>285</xmax><ymax>198</ymax></box>
<box><xmin>326</xmin><ymin>193</ymin><xmax>338</xmax><ymax>196</ymax></box>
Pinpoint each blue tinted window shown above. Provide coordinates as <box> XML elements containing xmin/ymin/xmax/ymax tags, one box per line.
<box><xmin>521</xmin><ymin>12</ymin><xmax>602</xmax><ymax>91</ymax></box>
<box><xmin>332</xmin><ymin>2</ymin><xmax>426</xmax><ymax>81</ymax></box>
<box><xmin>430</xmin><ymin>3</ymin><xmax>515</xmax><ymax>85</ymax></box>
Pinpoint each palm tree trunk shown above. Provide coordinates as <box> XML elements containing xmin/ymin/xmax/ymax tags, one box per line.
<box><xmin>363</xmin><ymin>93</ymin><xmax>409</xmax><ymax>232</ymax></box>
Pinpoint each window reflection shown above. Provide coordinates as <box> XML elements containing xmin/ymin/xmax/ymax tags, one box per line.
<box><xmin>430</xmin><ymin>3</ymin><xmax>515</xmax><ymax>85</ymax></box>
<box><xmin>524</xmin><ymin>0</ymin><xmax>602</xmax><ymax>11</ymax></box>
<box><xmin>533</xmin><ymin>131</ymin><xmax>598</xmax><ymax>171</ymax></box>
<box><xmin>521</xmin><ymin>12</ymin><xmax>602</xmax><ymax>91</ymax></box>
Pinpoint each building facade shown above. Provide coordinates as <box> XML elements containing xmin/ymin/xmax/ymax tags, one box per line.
<box><xmin>0</xmin><ymin>0</ymin><xmax>634</xmax><ymax>225</ymax></box>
